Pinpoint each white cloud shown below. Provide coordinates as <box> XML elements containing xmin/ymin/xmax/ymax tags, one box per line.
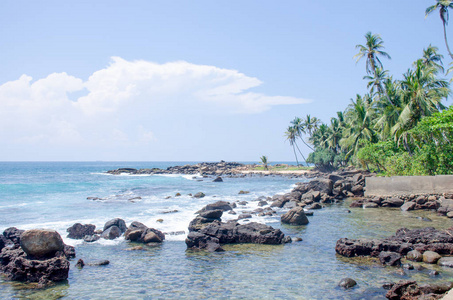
<box><xmin>0</xmin><ymin>57</ymin><xmax>311</xmax><ymax>156</ymax></box>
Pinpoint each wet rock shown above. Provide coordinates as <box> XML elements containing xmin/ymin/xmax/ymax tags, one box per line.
<box><xmin>20</xmin><ymin>229</ymin><xmax>64</xmax><ymax>259</ymax></box>
<box><xmin>103</xmin><ymin>218</ymin><xmax>127</xmax><ymax>233</ymax></box>
<box><xmin>3</xmin><ymin>227</ymin><xmax>24</xmax><ymax>247</ymax></box>
<box><xmin>379</xmin><ymin>251</ymin><xmax>401</xmax><ymax>266</ymax></box>
<box><xmin>437</xmin><ymin>256</ymin><xmax>453</xmax><ymax>267</ymax></box>
<box><xmin>306</xmin><ymin>178</ymin><xmax>333</xmax><ymax>195</ymax></box>
<box><xmin>186</xmin><ymin>221</ymin><xmax>286</xmax><ymax>252</ymax></box>
<box><xmin>385</xmin><ymin>280</ymin><xmax>419</xmax><ymax>300</ymax></box>
<box><xmin>281</xmin><ymin>207</ymin><xmax>309</xmax><ymax>225</ymax></box>
<box><xmin>238</xmin><ymin>213</ymin><xmax>252</xmax><ymax>220</ymax></box>
<box><xmin>67</xmin><ymin>223</ymin><xmax>96</xmax><ymax>239</ymax></box>
<box><xmin>406</xmin><ymin>250</ymin><xmax>423</xmax><ymax>262</ymax></box>
<box><xmin>197</xmin><ymin>201</ymin><xmax>233</xmax><ymax>213</ymax></box>
<box><xmin>306</xmin><ymin>203</ymin><xmax>322</xmax><ymax>210</ymax></box>
<box><xmin>143</xmin><ymin>231</ymin><xmax>163</xmax><ymax>243</ymax></box>
<box><xmin>402</xmin><ymin>263</ymin><xmax>414</xmax><ymax>270</ymax></box>
<box><xmin>101</xmin><ymin>226</ymin><xmax>122</xmax><ymax>240</ymax></box>
<box><xmin>83</xmin><ymin>235</ymin><xmax>100</xmax><ymax>243</ymax></box>
<box><xmin>175</xmin><ymin>193</ymin><xmax>181</xmax><ymax>197</ymax></box>
<box><xmin>258</xmin><ymin>200</ymin><xmax>268</xmax><ymax>207</ymax></box>
<box><xmin>87</xmin><ymin>260</ymin><xmax>110</xmax><ymax>266</ymax></box>
<box><xmin>423</xmin><ymin>251</ymin><xmax>441</xmax><ymax>264</ymax></box>
<box><xmin>338</xmin><ymin>278</ymin><xmax>357</xmax><ymax>289</ymax></box>
<box><xmin>238</xmin><ymin>190</ymin><xmax>250</xmax><ymax>195</ymax></box>
<box><xmin>199</xmin><ymin>209</ymin><xmax>223</xmax><ymax>219</ymax></box>
<box><xmin>124</xmin><ymin>222</ymin><xmax>165</xmax><ymax>244</ymax></box>
<box><xmin>351</xmin><ymin>185</ymin><xmax>363</xmax><ymax>195</ymax></box>
<box><xmin>125</xmin><ymin>246</ymin><xmax>145</xmax><ymax>251</ymax></box>
<box><xmin>193</xmin><ymin>192</ymin><xmax>206</xmax><ymax>198</ymax></box>
<box><xmin>213</xmin><ymin>177</ymin><xmax>223</xmax><ymax>182</ymax></box>
<box><xmin>429</xmin><ymin>270</ymin><xmax>439</xmax><ymax>276</ymax></box>
<box><xmin>237</xmin><ymin>201</ymin><xmax>248</xmax><ymax>206</ymax></box>
<box><xmin>75</xmin><ymin>259</ymin><xmax>85</xmax><ymax>268</ymax></box>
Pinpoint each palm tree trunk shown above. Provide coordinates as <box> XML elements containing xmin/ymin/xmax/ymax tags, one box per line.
<box><xmin>294</xmin><ymin>143</ymin><xmax>307</xmax><ymax>166</ymax></box>
<box><xmin>292</xmin><ymin>145</ymin><xmax>300</xmax><ymax>166</ymax></box>
<box><xmin>298</xmin><ymin>136</ymin><xmax>314</xmax><ymax>151</ymax></box>
<box><xmin>444</xmin><ymin>22</ymin><xmax>453</xmax><ymax>60</ymax></box>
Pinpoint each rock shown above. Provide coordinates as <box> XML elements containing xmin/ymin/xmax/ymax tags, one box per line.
<box><xmin>423</xmin><ymin>251</ymin><xmax>441</xmax><ymax>264</ymax></box>
<box><xmin>237</xmin><ymin>201</ymin><xmax>248</xmax><ymax>206</ymax></box>
<box><xmin>87</xmin><ymin>260</ymin><xmax>110</xmax><ymax>266</ymax></box>
<box><xmin>238</xmin><ymin>213</ymin><xmax>252</xmax><ymax>220</ymax></box>
<box><xmin>385</xmin><ymin>280</ymin><xmax>419</xmax><ymax>300</ymax></box>
<box><xmin>193</xmin><ymin>192</ymin><xmax>206</xmax><ymax>198</ymax></box>
<box><xmin>400</xmin><ymin>201</ymin><xmax>416</xmax><ymax>211</ymax></box>
<box><xmin>338</xmin><ymin>278</ymin><xmax>357</xmax><ymax>289</ymax></box>
<box><xmin>438</xmin><ymin>256</ymin><xmax>453</xmax><ymax>267</ymax></box>
<box><xmin>379</xmin><ymin>251</ymin><xmax>401</xmax><ymax>266</ymax></box>
<box><xmin>238</xmin><ymin>190</ymin><xmax>250</xmax><ymax>195</ymax></box>
<box><xmin>143</xmin><ymin>231</ymin><xmax>163</xmax><ymax>243</ymax></box>
<box><xmin>429</xmin><ymin>270</ymin><xmax>439</xmax><ymax>276</ymax></box>
<box><xmin>3</xmin><ymin>227</ymin><xmax>25</xmax><ymax>247</ymax></box>
<box><xmin>101</xmin><ymin>226</ymin><xmax>122</xmax><ymax>240</ymax></box>
<box><xmin>20</xmin><ymin>229</ymin><xmax>64</xmax><ymax>259</ymax></box>
<box><xmin>382</xmin><ymin>197</ymin><xmax>404</xmax><ymax>207</ymax></box>
<box><xmin>351</xmin><ymin>185</ymin><xmax>363</xmax><ymax>195</ymax></box>
<box><xmin>281</xmin><ymin>207</ymin><xmax>309</xmax><ymax>225</ymax></box>
<box><xmin>363</xmin><ymin>202</ymin><xmax>379</xmax><ymax>208</ymax></box>
<box><xmin>126</xmin><ymin>246</ymin><xmax>145</xmax><ymax>251</ymax></box>
<box><xmin>307</xmin><ymin>203</ymin><xmax>322</xmax><ymax>210</ymax></box>
<box><xmin>402</xmin><ymin>263</ymin><xmax>414</xmax><ymax>270</ymax></box>
<box><xmin>156</xmin><ymin>219</ymin><xmax>164</xmax><ymax>223</ymax></box>
<box><xmin>175</xmin><ymin>193</ymin><xmax>181</xmax><ymax>197</ymax></box>
<box><xmin>83</xmin><ymin>235</ymin><xmax>100</xmax><ymax>243</ymax></box>
<box><xmin>258</xmin><ymin>200</ymin><xmax>268</xmax><ymax>207</ymax></box>
<box><xmin>75</xmin><ymin>259</ymin><xmax>85</xmax><ymax>268</ymax></box>
<box><xmin>406</xmin><ymin>250</ymin><xmax>423</xmax><ymax>262</ymax></box>
<box><xmin>213</xmin><ymin>177</ymin><xmax>223</xmax><ymax>182</ymax></box>
<box><xmin>306</xmin><ymin>178</ymin><xmax>333</xmax><ymax>195</ymax></box>
<box><xmin>199</xmin><ymin>209</ymin><xmax>223</xmax><ymax>219</ymax></box>
<box><xmin>185</xmin><ymin>221</ymin><xmax>286</xmax><ymax>252</ymax></box>
<box><xmin>294</xmin><ymin>237</ymin><xmax>303</xmax><ymax>242</ymax></box>
<box><xmin>447</xmin><ymin>211</ymin><xmax>453</xmax><ymax>218</ymax></box>
<box><xmin>66</xmin><ymin>223</ymin><xmax>96</xmax><ymax>239</ymax></box>
<box><xmin>103</xmin><ymin>218</ymin><xmax>127</xmax><ymax>233</ymax></box>
<box><xmin>0</xmin><ymin>247</ymin><xmax>70</xmax><ymax>286</ymax></box>
<box><xmin>349</xmin><ymin>199</ymin><xmax>364</xmax><ymax>208</ymax></box>
<box><xmin>196</xmin><ymin>201</ymin><xmax>233</xmax><ymax>213</ymax></box>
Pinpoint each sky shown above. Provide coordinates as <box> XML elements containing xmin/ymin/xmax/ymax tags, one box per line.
<box><xmin>0</xmin><ymin>0</ymin><xmax>449</xmax><ymax>162</ymax></box>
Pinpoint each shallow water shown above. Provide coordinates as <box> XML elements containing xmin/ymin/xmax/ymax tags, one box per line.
<box><xmin>1</xmin><ymin>162</ymin><xmax>453</xmax><ymax>299</ymax></box>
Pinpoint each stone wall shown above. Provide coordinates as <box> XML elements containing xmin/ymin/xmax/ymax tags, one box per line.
<box><xmin>365</xmin><ymin>175</ymin><xmax>453</xmax><ymax>196</ymax></box>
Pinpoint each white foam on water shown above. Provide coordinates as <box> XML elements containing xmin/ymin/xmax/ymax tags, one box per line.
<box><xmin>0</xmin><ymin>202</ymin><xmax>29</xmax><ymax>209</ymax></box>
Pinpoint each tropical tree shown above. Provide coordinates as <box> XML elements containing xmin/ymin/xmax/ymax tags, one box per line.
<box><xmin>426</xmin><ymin>0</ymin><xmax>453</xmax><ymax>60</ymax></box>
<box><xmin>354</xmin><ymin>32</ymin><xmax>391</xmax><ymax>75</ymax></box>
<box><xmin>284</xmin><ymin>126</ymin><xmax>300</xmax><ymax>166</ymax></box>
<box><xmin>291</xmin><ymin>117</ymin><xmax>314</xmax><ymax>151</ymax></box>
<box><xmin>421</xmin><ymin>45</ymin><xmax>445</xmax><ymax>73</ymax></box>
<box><xmin>260</xmin><ymin>155</ymin><xmax>269</xmax><ymax>170</ymax></box>
<box><xmin>303</xmin><ymin>115</ymin><xmax>321</xmax><ymax>136</ymax></box>
<box><xmin>364</xmin><ymin>67</ymin><xmax>394</xmax><ymax>105</ymax></box>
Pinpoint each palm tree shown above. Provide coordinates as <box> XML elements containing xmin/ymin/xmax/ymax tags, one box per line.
<box><xmin>354</xmin><ymin>32</ymin><xmax>391</xmax><ymax>75</ymax></box>
<box><xmin>327</xmin><ymin>118</ymin><xmax>343</xmax><ymax>153</ymax></box>
<box><xmin>426</xmin><ymin>0</ymin><xmax>453</xmax><ymax>60</ymax></box>
<box><xmin>364</xmin><ymin>67</ymin><xmax>394</xmax><ymax>105</ymax></box>
<box><xmin>303</xmin><ymin>115</ymin><xmax>321</xmax><ymax>136</ymax></box>
<box><xmin>392</xmin><ymin>60</ymin><xmax>450</xmax><ymax>146</ymax></box>
<box><xmin>260</xmin><ymin>155</ymin><xmax>269</xmax><ymax>170</ymax></box>
<box><xmin>310</xmin><ymin>123</ymin><xmax>330</xmax><ymax>149</ymax></box>
<box><xmin>284</xmin><ymin>126</ymin><xmax>300</xmax><ymax>166</ymax></box>
<box><xmin>421</xmin><ymin>45</ymin><xmax>444</xmax><ymax>73</ymax></box>
<box><xmin>291</xmin><ymin>117</ymin><xmax>314</xmax><ymax>151</ymax></box>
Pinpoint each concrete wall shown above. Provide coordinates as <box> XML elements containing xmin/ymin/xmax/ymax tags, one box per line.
<box><xmin>365</xmin><ymin>175</ymin><xmax>453</xmax><ymax>196</ymax></box>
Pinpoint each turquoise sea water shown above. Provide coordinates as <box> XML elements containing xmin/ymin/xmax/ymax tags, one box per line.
<box><xmin>1</xmin><ymin>162</ymin><xmax>453</xmax><ymax>299</ymax></box>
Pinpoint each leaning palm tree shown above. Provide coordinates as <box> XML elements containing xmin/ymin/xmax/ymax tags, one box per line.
<box><xmin>354</xmin><ymin>32</ymin><xmax>391</xmax><ymax>75</ymax></box>
<box><xmin>303</xmin><ymin>115</ymin><xmax>321</xmax><ymax>137</ymax></box>
<box><xmin>291</xmin><ymin>117</ymin><xmax>314</xmax><ymax>151</ymax></box>
<box><xmin>364</xmin><ymin>67</ymin><xmax>394</xmax><ymax>105</ymax></box>
<box><xmin>426</xmin><ymin>0</ymin><xmax>453</xmax><ymax>60</ymax></box>
<box><xmin>260</xmin><ymin>155</ymin><xmax>269</xmax><ymax>170</ymax></box>
<box><xmin>284</xmin><ymin>126</ymin><xmax>300</xmax><ymax>166</ymax></box>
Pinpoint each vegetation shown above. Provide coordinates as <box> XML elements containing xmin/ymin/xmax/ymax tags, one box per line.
<box><xmin>260</xmin><ymin>155</ymin><xmax>269</xmax><ymax>170</ymax></box>
<box><xmin>286</xmin><ymin>7</ymin><xmax>453</xmax><ymax>176</ymax></box>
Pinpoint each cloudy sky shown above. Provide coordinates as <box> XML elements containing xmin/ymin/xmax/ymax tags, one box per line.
<box><xmin>0</xmin><ymin>1</ymin><xmax>448</xmax><ymax>161</ymax></box>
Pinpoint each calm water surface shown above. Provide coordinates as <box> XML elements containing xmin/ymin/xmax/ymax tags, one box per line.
<box><xmin>1</xmin><ymin>162</ymin><xmax>452</xmax><ymax>299</ymax></box>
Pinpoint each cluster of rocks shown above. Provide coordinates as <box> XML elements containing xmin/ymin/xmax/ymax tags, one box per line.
<box><xmin>385</xmin><ymin>280</ymin><xmax>453</xmax><ymax>300</ymax></box>
<box><xmin>336</xmin><ymin>227</ymin><xmax>453</xmax><ymax>265</ymax></box>
<box><xmin>106</xmin><ymin>161</ymin><xmax>245</xmax><ymax>176</ymax></box>
<box><xmin>269</xmin><ymin>170</ymin><xmax>369</xmax><ymax>220</ymax></box>
<box><xmin>0</xmin><ymin>227</ymin><xmax>75</xmax><ymax>286</ymax></box>
<box><xmin>350</xmin><ymin>193</ymin><xmax>453</xmax><ymax>215</ymax></box>
<box><xmin>67</xmin><ymin>218</ymin><xmax>165</xmax><ymax>244</ymax></box>
<box><xmin>185</xmin><ymin>201</ymin><xmax>289</xmax><ymax>252</ymax></box>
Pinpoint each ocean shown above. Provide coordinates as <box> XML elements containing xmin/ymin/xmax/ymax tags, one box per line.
<box><xmin>1</xmin><ymin>161</ymin><xmax>452</xmax><ymax>299</ymax></box>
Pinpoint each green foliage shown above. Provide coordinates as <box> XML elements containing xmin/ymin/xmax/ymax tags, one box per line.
<box><xmin>260</xmin><ymin>155</ymin><xmax>268</xmax><ymax>170</ymax></box>
<box><xmin>306</xmin><ymin>148</ymin><xmax>347</xmax><ymax>171</ymax></box>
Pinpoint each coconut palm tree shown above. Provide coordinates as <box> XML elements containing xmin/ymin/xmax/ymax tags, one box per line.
<box><xmin>260</xmin><ymin>155</ymin><xmax>269</xmax><ymax>170</ymax></box>
<box><xmin>354</xmin><ymin>32</ymin><xmax>391</xmax><ymax>75</ymax></box>
<box><xmin>291</xmin><ymin>117</ymin><xmax>314</xmax><ymax>151</ymax></box>
<box><xmin>426</xmin><ymin>1</ymin><xmax>453</xmax><ymax>60</ymax></box>
<box><xmin>421</xmin><ymin>45</ymin><xmax>445</xmax><ymax>73</ymax></box>
<box><xmin>364</xmin><ymin>67</ymin><xmax>394</xmax><ymax>105</ymax></box>
<box><xmin>284</xmin><ymin>126</ymin><xmax>300</xmax><ymax>166</ymax></box>
<box><xmin>303</xmin><ymin>115</ymin><xmax>321</xmax><ymax>137</ymax></box>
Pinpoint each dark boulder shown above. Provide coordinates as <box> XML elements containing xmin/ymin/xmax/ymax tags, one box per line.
<box><xmin>101</xmin><ymin>226</ymin><xmax>122</xmax><ymax>240</ymax></box>
<box><xmin>382</xmin><ymin>197</ymin><xmax>404</xmax><ymax>207</ymax></box>
<box><xmin>199</xmin><ymin>209</ymin><xmax>223</xmax><ymax>219</ymax></box>
<box><xmin>103</xmin><ymin>218</ymin><xmax>127</xmax><ymax>233</ymax></box>
<box><xmin>124</xmin><ymin>222</ymin><xmax>165</xmax><ymax>244</ymax></box>
<box><xmin>67</xmin><ymin>223</ymin><xmax>96</xmax><ymax>239</ymax></box>
<box><xmin>3</xmin><ymin>227</ymin><xmax>24</xmax><ymax>247</ymax></box>
<box><xmin>83</xmin><ymin>235</ymin><xmax>100</xmax><ymax>243</ymax></box>
<box><xmin>196</xmin><ymin>201</ymin><xmax>233</xmax><ymax>213</ymax></box>
<box><xmin>307</xmin><ymin>178</ymin><xmax>333</xmax><ymax>195</ymax></box>
<box><xmin>193</xmin><ymin>192</ymin><xmax>206</xmax><ymax>198</ymax></box>
<box><xmin>213</xmin><ymin>177</ymin><xmax>223</xmax><ymax>182</ymax></box>
<box><xmin>338</xmin><ymin>278</ymin><xmax>357</xmax><ymax>289</ymax></box>
<box><xmin>400</xmin><ymin>201</ymin><xmax>416</xmax><ymax>212</ymax></box>
<box><xmin>281</xmin><ymin>207</ymin><xmax>309</xmax><ymax>225</ymax></box>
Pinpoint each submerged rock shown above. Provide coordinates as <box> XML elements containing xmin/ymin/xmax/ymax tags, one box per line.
<box><xmin>338</xmin><ymin>278</ymin><xmax>357</xmax><ymax>289</ymax></box>
<box><xmin>281</xmin><ymin>207</ymin><xmax>309</xmax><ymax>225</ymax></box>
<box><xmin>124</xmin><ymin>221</ymin><xmax>165</xmax><ymax>244</ymax></box>
<box><xmin>67</xmin><ymin>223</ymin><xmax>96</xmax><ymax>239</ymax></box>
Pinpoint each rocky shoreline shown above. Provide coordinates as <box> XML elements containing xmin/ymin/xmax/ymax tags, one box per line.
<box><xmin>3</xmin><ymin>161</ymin><xmax>453</xmax><ymax>299</ymax></box>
